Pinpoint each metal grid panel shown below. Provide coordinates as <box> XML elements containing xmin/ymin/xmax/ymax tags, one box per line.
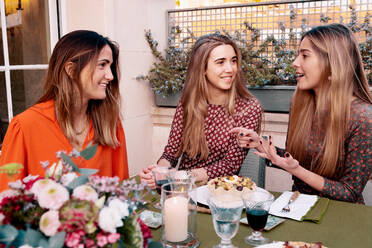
<box><xmin>168</xmin><ymin>0</ymin><xmax>371</xmax><ymax>49</ymax></box>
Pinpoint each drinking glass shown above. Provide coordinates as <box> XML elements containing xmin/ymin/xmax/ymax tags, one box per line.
<box><xmin>242</xmin><ymin>190</ymin><xmax>274</xmax><ymax>246</ymax></box>
<box><xmin>152</xmin><ymin>166</ymin><xmax>171</xmax><ymax>209</ymax></box>
<box><xmin>207</xmin><ymin>195</ymin><xmax>244</xmax><ymax>248</ymax></box>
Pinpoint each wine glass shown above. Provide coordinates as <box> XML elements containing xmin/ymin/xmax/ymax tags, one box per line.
<box><xmin>242</xmin><ymin>190</ymin><xmax>274</xmax><ymax>246</ymax></box>
<box><xmin>152</xmin><ymin>166</ymin><xmax>171</xmax><ymax>209</ymax></box>
<box><xmin>207</xmin><ymin>195</ymin><xmax>244</xmax><ymax>248</ymax></box>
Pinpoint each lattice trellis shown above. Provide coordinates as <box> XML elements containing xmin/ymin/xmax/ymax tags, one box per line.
<box><xmin>168</xmin><ymin>0</ymin><xmax>371</xmax><ymax>49</ymax></box>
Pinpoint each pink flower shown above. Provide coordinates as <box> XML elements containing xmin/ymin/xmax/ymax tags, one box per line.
<box><xmin>37</xmin><ymin>182</ymin><xmax>69</xmax><ymax>210</ymax></box>
<box><xmin>0</xmin><ymin>189</ymin><xmax>19</xmax><ymax>203</ymax></box>
<box><xmin>72</xmin><ymin>185</ymin><xmax>98</xmax><ymax>202</ymax></box>
<box><xmin>65</xmin><ymin>232</ymin><xmax>81</xmax><ymax>247</ymax></box>
<box><xmin>97</xmin><ymin>233</ymin><xmax>108</xmax><ymax>247</ymax></box>
<box><xmin>39</xmin><ymin>210</ymin><xmax>61</xmax><ymax>236</ymax></box>
<box><xmin>85</xmin><ymin>238</ymin><xmax>95</xmax><ymax>247</ymax></box>
<box><xmin>30</xmin><ymin>179</ymin><xmax>58</xmax><ymax>196</ymax></box>
<box><xmin>107</xmin><ymin>233</ymin><xmax>120</xmax><ymax>244</ymax></box>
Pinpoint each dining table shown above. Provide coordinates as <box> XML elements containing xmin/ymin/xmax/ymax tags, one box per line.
<box><xmin>146</xmin><ymin>191</ymin><xmax>372</xmax><ymax>248</ymax></box>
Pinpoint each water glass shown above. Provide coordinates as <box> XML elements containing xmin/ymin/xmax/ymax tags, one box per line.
<box><xmin>242</xmin><ymin>190</ymin><xmax>274</xmax><ymax>246</ymax></box>
<box><xmin>152</xmin><ymin>166</ymin><xmax>171</xmax><ymax>209</ymax></box>
<box><xmin>207</xmin><ymin>195</ymin><xmax>243</xmax><ymax>248</ymax></box>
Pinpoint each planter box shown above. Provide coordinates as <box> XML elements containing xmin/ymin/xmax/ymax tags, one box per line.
<box><xmin>154</xmin><ymin>86</ymin><xmax>296</xmax><ymax>113</ymax></box>
<box><xmin>248</xmin><ymin>85</ymin><xmax>296</xmax><ymax>113</ymax></box>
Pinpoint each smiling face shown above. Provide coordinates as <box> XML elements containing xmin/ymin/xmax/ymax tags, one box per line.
<box><xmin>80</xmin><ymin>44</ymin><xmax>114</xmax><ymax>103</ymax></box>
<box><xmin>292</xmin><ymin>37</ymin><xmax>325</xmax><ymax>95</ymax></box>
<box><xmin>205</xmin><ymin>44</ymin><xmax>238</xmax><ymax>101</ymax></box>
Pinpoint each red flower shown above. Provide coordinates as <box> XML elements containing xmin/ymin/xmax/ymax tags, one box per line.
<box><xmin>137</xmin><ymin>217</ymin><xmax>152</xmax><ymax>248</ymax></box>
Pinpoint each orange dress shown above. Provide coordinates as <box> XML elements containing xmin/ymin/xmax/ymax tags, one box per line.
<box><xmin>0</xmin><ymin>100</ymin><xmax>129</xmax><ymax>191</ymax></box>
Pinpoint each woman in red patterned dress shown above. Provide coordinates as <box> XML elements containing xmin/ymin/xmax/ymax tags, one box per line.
<box><xmin>232</xmin><ymin>24</ymin><xmax>371</xmax><ymax>203</ymax></box>
<box><xmin>140</xmin><ymin>33</ymin><xmax>263</xmax><ymax>187</ymax></box>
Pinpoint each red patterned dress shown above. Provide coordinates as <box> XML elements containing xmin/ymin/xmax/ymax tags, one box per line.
<box><xmin>279</xmin><ymin>98</ymin><xmax>371</xmax><ymax>204</ymax></box>
<box><xmin>159</xmin><ymin>97</ymin><xmax>262</xmax><ymax>180</ymax></box>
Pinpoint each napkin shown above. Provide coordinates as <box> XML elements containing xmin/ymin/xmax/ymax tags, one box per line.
<box><xmin>269</xmin><ymin>191</ymin><xmax>318</xmax><ymax>221</ymax></box>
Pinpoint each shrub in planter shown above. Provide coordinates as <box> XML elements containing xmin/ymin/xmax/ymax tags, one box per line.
<box><xmin>137</xmin><ymin>5</ymin><xmax>371</xmax><ymax>98</ymax></box>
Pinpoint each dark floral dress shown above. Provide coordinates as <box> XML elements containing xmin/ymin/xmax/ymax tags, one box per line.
<box><xmin>159</xmin><ymin>97</ymin><xmax>262</xmax><ymax>180</ymax></box>
<box><xmin>278</xmin><ymin>99</ymin><xmax>371</xmax><ymax>204</ymax></box>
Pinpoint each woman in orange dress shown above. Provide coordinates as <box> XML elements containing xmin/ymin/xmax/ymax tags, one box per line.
<box><xmin>0</xmin><ymin>30</ymin><xmax>129</xmax><ymax>190</ymax></box>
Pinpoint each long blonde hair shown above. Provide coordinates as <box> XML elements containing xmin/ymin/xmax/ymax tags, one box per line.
<box><xmin>287</xmin><ymin>24</ymin><xmax>372</xmax><ymax>177</ymax></box>
<box><xmin>38</xmin><ymin>30</ymin><xmax>121</xmax><ymax>147</ymax></box>
<box><xmin>179</xmin><ymin>33</ymin><xmax>254</xmax><ymax>159</ymax></box>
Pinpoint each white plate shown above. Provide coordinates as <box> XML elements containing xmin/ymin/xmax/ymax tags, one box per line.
<box><xmin>255</xmin><ymin>242</ymin><xmax>284</xmax><ymax>248</ymax></box>
<box><xmin>195</xmin><ymin>185</ymin><xmax>270</xmax><ymax>206</ymax></box>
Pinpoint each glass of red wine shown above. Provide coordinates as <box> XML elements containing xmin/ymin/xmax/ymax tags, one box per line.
<box><xmin>242</xmin><ymin>190</ymin><xmax>274</xmax><ymax>246</ymax></box>
<box><xmin>152</xmin><ymin>166</ymin><xmax>171</xmax><ymax>209</ymax></box>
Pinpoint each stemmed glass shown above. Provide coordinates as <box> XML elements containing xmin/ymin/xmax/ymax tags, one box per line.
<box><xmin>207</xmin><ymin>195</ymin><xmax>244</xmax><ymax>248</ymax></box>
<box><xmin>242</xmin><ymin>190</ymin><xmax>274</xmax><ymax>246</ymax></box>
<box><xmin>152</xmin><ymin>166</ymin><xmax>171</xmax><ymax>209</ymax></box>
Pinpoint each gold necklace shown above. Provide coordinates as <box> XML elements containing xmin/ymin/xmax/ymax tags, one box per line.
<box><xmin>74</xmin><ymin>118</ymin><xmax>89</xmax><ymax>135</ymax></box>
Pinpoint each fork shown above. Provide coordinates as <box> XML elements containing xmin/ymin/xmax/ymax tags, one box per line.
<box><xmin>281</xmin><ymin>191</ymin><xmax>300</xmax><ymax>212</ymax></box>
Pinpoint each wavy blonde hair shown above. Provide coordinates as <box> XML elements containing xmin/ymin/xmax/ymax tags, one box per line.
<box><xmin>38</xmin><ymin>30</ymin><xmax>121</xmax><ymax>147</ymax></box>
<box><xmin>178</xmin><ymin>33</ymin><xmax>255</xmax><ymax>159</ymax></box>
<box><xmin>287</xmin><ymin>24</ymin><xmax>372</xmax><ymax>177</ymax></box>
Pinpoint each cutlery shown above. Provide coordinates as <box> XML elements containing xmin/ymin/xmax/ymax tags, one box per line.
<box><xmin>281</xmin><ymin>191</ymin><xmax>300</xmax><ymax>212</ymax></box>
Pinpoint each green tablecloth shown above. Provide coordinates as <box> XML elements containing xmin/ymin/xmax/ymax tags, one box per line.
<box><xmin>147</xmin><ymin>192</ymin><xmax>372</xmax><ymax>247</ymax></box>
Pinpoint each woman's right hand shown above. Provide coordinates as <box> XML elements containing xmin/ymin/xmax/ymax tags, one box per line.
<box><xmin>139</xmin><ymin>164</ymin><xmax>157</xmax><ymax>188</ymax></box>
<box><xmin>229</xmin><ymin>127</ymin><xmax>262</xmax><ymax>150</ymax></box>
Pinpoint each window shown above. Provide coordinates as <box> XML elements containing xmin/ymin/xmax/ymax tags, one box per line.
<box><xmin>0</xmin><ymin>0</ymin><xmax>59</xmax><ymax>145</ymax></box>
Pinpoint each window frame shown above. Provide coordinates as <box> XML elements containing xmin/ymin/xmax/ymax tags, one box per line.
<box><xmin>0</xmin><ymin>0</ymin><xmax>60</xmax><ymax>122</ymax></box>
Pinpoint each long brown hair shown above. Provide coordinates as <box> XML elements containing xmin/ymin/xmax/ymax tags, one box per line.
<box><xmin>179</xmin><ymin>33</ymin><xmax>254</xmax><ymax>159</ymax></box>
<box><xmin>38</xmin><ymin>30</ymin><xmax>121</xmax><ymax>147</ymax></box>
<box><xmin>287</xmin><ymin>24</ymin><xmax>372</xmax><ymax>177</ymax></box>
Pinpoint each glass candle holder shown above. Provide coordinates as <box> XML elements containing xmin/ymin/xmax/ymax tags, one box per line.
<box><xmin>161</xmin><ymin>181</ymin><xmax>200</xmax><ymax>248</ymax></box>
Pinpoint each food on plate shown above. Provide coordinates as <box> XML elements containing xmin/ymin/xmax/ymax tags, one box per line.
<box><xmin>283</xmin><ymin>241</ymin><xmax>327</xmax><ymax>248</ymax></box>
<box><xmin>207</xmin><ymin>175</ymin><xmax>256</xmax><ymax>197</ymax></box>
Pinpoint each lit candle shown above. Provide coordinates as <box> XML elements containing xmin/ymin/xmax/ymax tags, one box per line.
<box><xmin>163</xmin><ymin>195</ymin><xmax>188</xmax><ymax>242</ymax></box>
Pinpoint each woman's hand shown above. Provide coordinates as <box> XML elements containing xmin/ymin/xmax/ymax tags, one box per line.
<box><xmin>254</xmin><ymin>136</ymin><xmax>299</xmax><ymax>172</ymax></box>
<box><xmin>139</xmin><ymin>164</ymin><xmax>157</xmax><ymax>188</ymax></box>
<box><xmin>229</xmin><ymin>127</ymin><xmax>262</xmax><ymax>151</ymax></box>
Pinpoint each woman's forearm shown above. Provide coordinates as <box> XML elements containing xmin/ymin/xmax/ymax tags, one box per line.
<box><xmin>288</xmin><ymin>165</ymin><xmax>325</xmax><ymax>192</ymax></box>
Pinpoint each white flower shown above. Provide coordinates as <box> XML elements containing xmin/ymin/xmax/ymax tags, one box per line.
<box><xmin>109</xmin><ymin>199</ymin><xmax>129</xmax><ymax>219</ymax></box>
<box><xmin>37</xmin><ymin>183</ymin><xmax>69</xmax><ymax>210</ymax></box>
<box><xmin>98</xmin><ymin>207</ymin><xmax>123</xmax><ymax>233</ymax></box>
<box><xmin>72</xmin><ymin>185</ymin><xmax>98</xmax><ymax>202</ymax></box>
<box><xmin>0</xmin><ymin>213</ymin><xmax>5</xmax><ymax>224</ymax></box>
<box><xmin>95</xmin><ymin>196</ymin><xmax>106</xmax><ymax>209</ymax></box>
<box><xmin>61</xmin><ymin>172</ymin><xmax>78</xmax><ymax>186</ymax></box>
<box><xmin>39</xmin><ymin>210</ymin><xmax>61</xmax><ymax>236</ymax></box>
<box><xmin>46</xmin><ymin>161</ymin><xmax>63</xmax><ymax>180</ymax></box>
<box><xmin>8</xmin><ymin>180</ymin><xmax>25</xmax><ymax>190</ymax></box>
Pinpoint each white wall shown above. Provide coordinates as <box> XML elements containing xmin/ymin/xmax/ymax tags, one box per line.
<box><xmin>63</xmin><ymin>0</ymin><xmax>174</xmax><ymax>176</ymax></box>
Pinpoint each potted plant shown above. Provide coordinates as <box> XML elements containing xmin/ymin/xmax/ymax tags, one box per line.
<box><xmin>137</xmin><ymin>6</ymin><xmax>371</xmax><ymax>112</ymax></box>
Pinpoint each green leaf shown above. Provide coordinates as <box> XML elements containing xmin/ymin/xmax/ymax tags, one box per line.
<box><xmin>0</xmin><ymin>225</ymin><xmax>18</xmax><ymax>244</ymax></box>
<box><xmin>67</xmin><ymin>175</ymin><xmax>88</xmax><ymax>189</ymax></box>
<box><xmin>60</xmin><ymin>152</ymin><xmax>80</xmax><ymax>172</ymax></box>
<box><xmin>24</xmin><ymin>228</ymin><xmax>45</xmax><ymax>246</ymax></box>
<box><xmin>79</xmin><ymin>168</ymin><xmax>98</xmax><ymax>177</ymax></box>
<box><xmin>39</xmin><ymin>238</ymin><xmax>50</xmax><ymax>248</ymax></box>
<box><xmin>80</xmin><ymin>143</ymin><xmax>98</xmax><ymax>160</ymax></box>
<box><xmin>9</xmin><ymin>229</ymin><xmax>26</xmax><ymax>247</ymax></box>
<box><xmin>0</xmin><ymin>163</ymin><xmax>23</xmax><ymax>175</ymax></box>
<box><xmin>148</xmin><ymin>240</ymin><xmax>164</xmax><ymax>248</ymax></box>
<box><xmin>49</xmin><ymin>231</ymin><xmax>66</xmax><ymax>248</ymax></box>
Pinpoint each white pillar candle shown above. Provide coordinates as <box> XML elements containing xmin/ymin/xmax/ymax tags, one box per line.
<box><xmin>163</xmin><ymin>195</ymin><xmax>188</xmax><ymax>242</ymax></box>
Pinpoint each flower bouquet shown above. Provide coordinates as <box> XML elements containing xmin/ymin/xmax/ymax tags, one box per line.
<box><xmin>0</xmin><ymin>144</ymin><xmax>162</xmax><ymax>248</ymax></box>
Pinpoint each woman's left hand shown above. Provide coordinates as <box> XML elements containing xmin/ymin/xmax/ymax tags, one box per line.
<box><xmin>254</xmin><ymin>136</ymin><xmax>299</xmax><ymax>173</ymax></box>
